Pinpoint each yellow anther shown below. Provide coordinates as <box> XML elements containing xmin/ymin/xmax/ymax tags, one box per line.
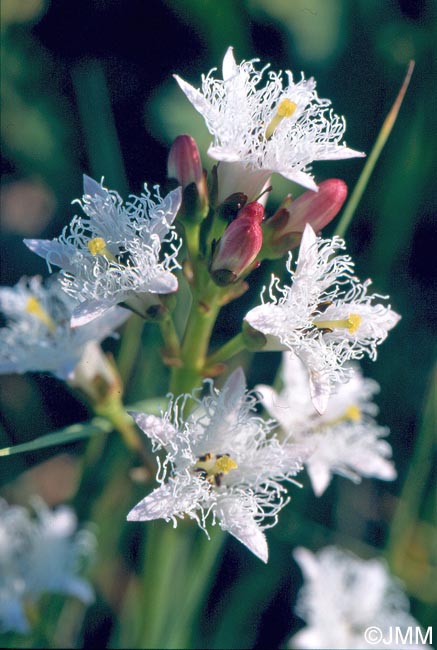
<box><xmin>313</xmin><ymin>313</ymin><xmax>362</xmax><ymax>335</ymax></box>
<box><xmin>26</xmin><ymin>297</ymin><xmax>57</xmax><ymax>332</ymax></box>
<box><xmin>87</xmin><ymin>237</ymin><xmax>115</xmax><ymax>260</ymax></box>
<box><xmin>213</xmin><ymin>455</ymin><xmax>238</xmax><ymax>475</ymax></box>
<box><xmin>347</xmin><ymin>313</ymin><xmax>362</xmax><ymax>334</ymax></box>
<box><xmin>265</xmin><ymin>99</ymin><xmax>297</xmax><ymax>139</ymax></box>
<box><xmin>344</xmin><ymin>405</ymin><xmax>362</xmax><ymax>422</ymax></box>
<box><xmin>277</xmin><ymin>99</ymin><xmax>297</xmax><ymax>118</ymax></box>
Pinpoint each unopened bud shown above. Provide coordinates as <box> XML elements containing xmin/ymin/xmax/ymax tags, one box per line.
<box><xmin>168</xmin><ymin>134</ymin><xmax>208</xmax><ymax>221</ymax></box>
<box><xmin>210</xmin><ymin>202</ymin><xmax>264</xmax><ymax>286</ymax></box>
<box><xmin>262</xmin><ymin>179</ymin><xmax>348</xmax><ymax>258</ymax></box>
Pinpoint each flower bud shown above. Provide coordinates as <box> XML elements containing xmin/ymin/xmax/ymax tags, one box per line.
<box><xmin>209</xmin><ymin>202</ymin><xmax>264</xmax><ymax>286</ymax></box>
<box><xmin>262</xmin><ymin>179</ymin><xmax>348</xmax><ymax>259</ymax></box>
<box><xmin>167</xmin><ymin>134</ymin><xmax>208</xmax><ymax>221</ymax></box>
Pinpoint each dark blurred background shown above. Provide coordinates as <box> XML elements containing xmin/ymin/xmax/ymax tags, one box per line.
<box><xmin>1</xmin><ymin>1</ymin><xmax>436</xmax><ymax>647</ymax></box>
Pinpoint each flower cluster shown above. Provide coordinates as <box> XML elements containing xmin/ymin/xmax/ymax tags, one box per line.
<box><xmin>3</xmin><ymin>47</ymin><xmax>402</xmax><ymax>569</ymax></box>
<box><xmin>0</xmin><ymin>498</ymin><xmax>95</xmax><ymax>635</ymax></box>
<box><xmin>257</xmin><ymin>353</ymin><xmax>396</xmax><ymax>495</ymax></box>
<box><xmin>25</xmin><ymin>176</ymin><xmax>182</xmax><ymax>326</ymax></box>
<box><xmin>127</xmin><ymin>368</ymin><xmax>306</xmax><ymax>562</ymax></box>
<box><xmin>290</xmin><ymin>546</ymin><xmax>430</xmax><ymax>649</ymax></box>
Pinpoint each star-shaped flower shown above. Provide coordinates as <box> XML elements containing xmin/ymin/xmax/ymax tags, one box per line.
<box><xmin>245</xmin><ymin>224</ymin><xmax>400</xmax><ymax>413</ymax></box>
<box><xmin>24</xmin><ymin>176</ymin><xmax>182</xmax><ymax>326</ymax></box>
<box><xmin>257</xmin><ymin>354</ymin><xmax>396</xmax><ymax>495</ymax></box>
<box><xmin>175</xmin><ymin>47</ymin><xmax>364</xmax><ymax>200</ymax></box>
<box><xmin>0</xmin><ymin>275</ymin><xmax>127</xmax><ymax>380</ymax></box>
<box><xmin>127</xmin><ymin>368</ymin><xmax>305</xmax><ymax>563</ymax></box>
<box><xmin>290</xmin><ymin>546</ymin><xmax>430</xmax><ymax>649</ymax></box>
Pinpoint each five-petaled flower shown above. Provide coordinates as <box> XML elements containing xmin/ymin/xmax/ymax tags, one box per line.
<box><xmin>127</xmin><ymin>368</ymin><xmax>306</xmax><ymax>563</ymax></box>
<box><xmin>0</xmin><ymin>275</ymin><xmax>128</xmax><ymax>381</ymax></box>
<box><xmin>257</xmin><ymin>353</ymin><xmax>396</xmax><ymax>495</ymax></box>
<box><xmin>244</xmin><ymin>224</ymin><xmax>400</xmax><ymax>414</ymax></box>
<box><xmin>24</xmin><ymin>176</ymin><xmax>182</xmax><ymax>326</ymax></box>
<box><xmin>175</xmin><ymin>47</ymin><xmax>364</xmax><ymax>201</ymax></box>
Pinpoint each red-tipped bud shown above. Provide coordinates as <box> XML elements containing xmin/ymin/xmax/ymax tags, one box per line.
<box><xmin>210</xmin><ymin>202</ymin><xmax>264</xmax><ymax>286</ymax></box>
<box><xmin>262</xmin><ymin>179</ymin><xmax>348</xmax><ymax>258</ymax></box>
<box><xmin>168</xmin><ymin>135</ymin><xmax>208</xmax><ymax>220</ymax></box>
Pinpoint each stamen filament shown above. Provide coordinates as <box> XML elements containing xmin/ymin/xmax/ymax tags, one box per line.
<box><xmin>265</xmin><ymin>99</ymin><xmax>297</xmax><ymax>139</ymax></box>
<box><xmin>26</xmin><ymin>297</ymin><xmax>57</xmax><ymax>333</ymax></box>
<box><xmin>313</xmin><ymin>313</ymin><xmax>362</xmax><ymax>334</ymax></box>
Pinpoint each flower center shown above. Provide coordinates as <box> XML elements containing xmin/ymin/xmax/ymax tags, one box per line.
<box><xmin>26</xmin><ymin>297</ymin><xmax>57</xmax><ymax>332</ymax></box>
<box><xmin>87</xmin><ymin>237</ymin><xmax>116</xmax><ymax>261</ymax></box>
<box><xmin>265</xmin><ymin>99</ymin><xmax>297</xmax><ymax>139</ymax></box>
<box><xmin>313</xmin><ymin>313</ymin><xmax>362</xmax><ymax>334</ymax></box>
<box><xmin>194</xmin><ymin>452</ymin><xmax>238</xmax><ymax>487</ymax></box>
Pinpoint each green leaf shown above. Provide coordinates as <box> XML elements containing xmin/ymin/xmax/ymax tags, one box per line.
<box><xmin>0</xmin><ymin>417</ymin><xmax>112</xmax><ymax>457</ymax></box>
<box><xmin>0</xmin><ymin>397</ymin><xmax>166</xmax><ymax>457</ymax></box>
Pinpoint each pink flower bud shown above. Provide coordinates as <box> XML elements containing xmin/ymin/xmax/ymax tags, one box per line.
<box><xmin>262</xmin><ymin>179</ymin><xmax>347</xmax><ymax>258</ymax></box>
<box><xmin>167</xmin><ymin>135</ymin><xmax>208</xmax><ymax>221</ymax></box>
<box><xmin>210</xmin><ymin>202</ymin><xmax>264</xmax><ymax>286</ymax></box>
<box><xmin>168</xmin><ymin>135</ymin><xmax>203</xmax><ymax>188</ymax></box>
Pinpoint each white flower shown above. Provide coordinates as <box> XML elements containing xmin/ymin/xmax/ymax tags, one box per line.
<box><xmin>175</xmin><ymin>47</ymin><xmax>364</xmax><ymax>199</ymax></box>
<box><xmin>290</xmin><ymin>546</ymin><xmax>431</xmax><ymax>649</ymax></box>
<box><xmin>24</xmin><ymin>176</ymin><xmax>182</xmax><ymax>326</ymax></box>
<box><xmin>127</xmin><ymin>368</ymin><xmax>306</xmax><ymax>563</ymax></box>
<box><xmin>245</xmin><ymin>224</ymin><xmax>400</xmax><ymax>413</ymax></box>
<box><xmin>0</xmin><ymin>275</ymin><xmax>128</xmax><ymax>380</ymax></box>
<box><xmin>0</xmin><ymin>498</ymin><xmax>95</xmax><ymax>635</ymax></box>
<box><xmin>23</xmin><ymin>499</ymin><xmax>96</xmax><ymax>604</ymax></box>
<box><xmin>257</xmin><ymin>354</ymin><xmax>396</xmax><ymax>495</ymax></box>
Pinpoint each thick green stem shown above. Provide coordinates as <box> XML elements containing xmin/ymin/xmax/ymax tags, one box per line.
<box><xmin>170</xmin><ymin>282</ymin><xmax>221</xmax><ymax>395</ymax></box>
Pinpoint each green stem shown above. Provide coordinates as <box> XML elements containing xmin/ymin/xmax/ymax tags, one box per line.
<box><xmin>170</xmin><ymin>282</ymin><xmax>221</xmax><ymax>395</ymax></box>
<box><xmin>138</xmin><ymin>523</ymin><xmax>193</xmax><ymax>647</ymax></box>
<box><xmin>335</xmin><ymin>61</ymin><xmax>414</xmax><ymax>239</ymax></box>
<box><xmin>205</xmin><ymin>332</ymin><xmax>246</xmax><ymax>368</ymax></box>
<box><xmin>164</xmin><ymin>527</ymin><xmax>225</xmax><ymax>648</ymax></box>
<box><xmin>159</xmin><ymin>314</ymin><xmax>181</xmax><ymax>359</ymax></box>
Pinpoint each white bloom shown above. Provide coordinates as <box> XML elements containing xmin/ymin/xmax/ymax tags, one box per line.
<box><xmin>290</xmin><ymin>546</ymin><xmax>431</xmax><ymax>649</ymax></box>
<box><xmin>257</xmin><ymin>354</ymin><xmax>396</xmax><ymax>495</ymax></box>
<box><xmin>175</xmin><ymin>47</ymin><xmax>364</xmax><ymax>199</ymax></box>
<box><xmin>0</xmin><ymin>498</ymin><xmax>95</xmax><ymax>635</ymax></box>
<box><xmin>24</xmin><ymin>176</ymin><xmax>182</xmax><ymax>326</ymax></box>
<box><xmin>0</xmin><ymin>275</ymin><xmax>128</xmax><ymax>380</ymax></box>
<box><xmin>127</xmin><ymin>368</ymin><xmax>306</xmax><ymax>563</ymax></box>
<box><xmin>245</xmin><ymin>224</ymin><xmax>400</xmax><ymax>413</ymax></box>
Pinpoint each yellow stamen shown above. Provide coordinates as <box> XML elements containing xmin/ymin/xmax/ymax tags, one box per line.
<box><xmin>313</xmin><ymin>313</ymin><xmax>362</xmax><ymax>334</ymax></box>
<box><xmin>265</xmin><ymin>99</ymin><xmax>297</xmax><ymax>139</ymax></box>
<box><xmin>213</xmin><ymin>455</ymin><xmax>238</xmax><ymax>475</ymax></box>
<box><xmin>87</xmin><ymin>237</ymin><xmax>116</xmax><ymax>260</ymax></box>
<box><xmin>344</xmin><ymin>405</ymin><xmax>362</xmax><ymax>422</ymax></box>
<box><xmin>26</xmin><ymin>297</ymin><xmax>56</xmax><ymax>332</ymax></box>
<box><xmin>321</xmin><ymin>403</ymin><xmax>362</xmax><ymax>429</ymax></box>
